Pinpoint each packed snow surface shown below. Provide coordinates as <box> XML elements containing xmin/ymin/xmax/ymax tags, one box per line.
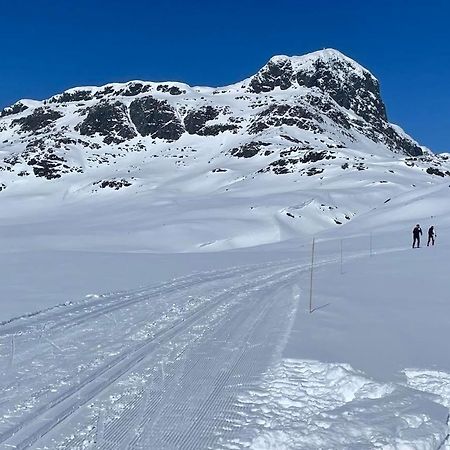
<box><xmin>0</xmin><ymin>48</ymin><xmax>449</xmax><ymax>448</ymax></box>
<box><xmin>1</xmin><ymin>137</ymin><xmax>450</xmax><ymax>449</ymax></box>
<box><xmin>1</xmin><ymin>217</ymin><xmax>449</xmax><ymax>448</ymax></box>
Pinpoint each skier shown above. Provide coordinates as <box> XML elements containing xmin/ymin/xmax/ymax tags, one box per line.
<box><xmin>412</xmin><ymin>224</ymin><xmax>422</xmax><ymax>248</ymax></box>
<box><xmin>427</xmin><ymin>225</ymin><xmax>436</xmax><ymax>246</ymax></box>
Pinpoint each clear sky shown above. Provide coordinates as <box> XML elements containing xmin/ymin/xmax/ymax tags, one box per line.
<box><xmin>1</xmin><ymin>0</ymin><xmax>448</xmax><ymax>152</ymax></box>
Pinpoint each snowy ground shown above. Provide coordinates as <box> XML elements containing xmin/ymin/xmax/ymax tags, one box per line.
<box><xmin>229</xmin><ymin>235</ymin><xmax>450</xmax><ymax>449</ymax></box>
<box><xmin>0</xmin><ymin>249</ymin><xmax>292</xmax><ymax>323</ymax></box>
<box><xmin>1</xmin><ymin>47</ymin><xmax>449</xmax><ymax>448</ymax></box>
<box><xmin>1</xmin><ymin>226</ymin><xmax>449</xmax><ymax>449</ymax></box>
<box><xmin>0</xmin><ymin>170</ymin><xmax>449</xmax><ymax>448</ymax></box>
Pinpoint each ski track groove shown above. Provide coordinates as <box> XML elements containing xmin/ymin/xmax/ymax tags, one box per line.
<box><xmin>99</xmin><ymin>272</ymin><xmax>290</xmax><ymax>449</ymax></box>
<box><xmin>66</xmin><ymin>267</ymin><xmax>297</xmax><ymax>449</ymax></box>
<box><xmin>129</xmin><ymin>270</ymin><xmax>297</xmax><ymax>449</ymax></box>
<box><xmin>0</xmin><ymin>264</ymin><xmax>295</xmax><ymax>394</ymax></box>
<box><xmin>0</xmin><ymin>262</ymin><xmax>301</xmax><ymax>449</ymax></box>
<box><xmin>0</xmin><ymin>261</ymin><xmax>277</xmax><ymax>339</ymax></box>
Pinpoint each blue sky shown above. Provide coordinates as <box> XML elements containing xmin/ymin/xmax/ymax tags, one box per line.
<box><xmin>1</xmin><ymin>0</ymin><xmax>449</xmax><ymax>152</ymax></box>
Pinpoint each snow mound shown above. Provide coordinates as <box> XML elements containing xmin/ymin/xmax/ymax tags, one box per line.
<box><xmin>220</xmin><ymin>359</ymin><xmax>449</xmax><ymax>449</ymax></box>
<box><xmin>405</xmin><ymin>369</ymin><xmax>450</xmax><ymax>409</ymax></box>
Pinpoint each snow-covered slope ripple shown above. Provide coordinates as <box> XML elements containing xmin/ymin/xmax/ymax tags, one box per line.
<box><xmin>0</xmin><ymin>49</ymin><xmax>449</xmax><ymax>251</ymax></box>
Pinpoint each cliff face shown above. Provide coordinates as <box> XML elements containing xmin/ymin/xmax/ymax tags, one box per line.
<box><xmin>0</xmin><ymin>48</ymin><xmax>447</xmax><ymax>196</ymax></box>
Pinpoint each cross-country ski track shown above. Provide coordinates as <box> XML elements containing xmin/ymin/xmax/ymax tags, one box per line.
<box><xmin>1</xmin><ymin>243</ymin><xmax>449</xmax><ymax>450</ymax></box>
<box><xmin>0</xmin><ymin>256</ymin><xmax>317</xmax><ymax>449</ymax></box>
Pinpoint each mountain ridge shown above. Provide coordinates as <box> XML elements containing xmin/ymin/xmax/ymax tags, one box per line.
<box><xmin>0</xmin><ymin>49</ymin><xmax>448</xmax><ymax>250</ymax></box>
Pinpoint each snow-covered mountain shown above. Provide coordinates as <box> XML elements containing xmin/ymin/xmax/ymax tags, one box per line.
<box><xmin>2</xmin><ymin>49</ymin><xmax>450</xmax><ymax>449</ymax></box>
<box><xmin>0</xmin><ymin>48</ymin><xmax>449</xmax><ymax>250</ymax></box>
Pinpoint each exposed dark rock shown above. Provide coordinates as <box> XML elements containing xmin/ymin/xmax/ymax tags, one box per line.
<box><xmin>93</xmin><ymin>178</ymin><xmax>133</xmax><ymax>190</ymax></box>
<box><xmin>296</xmin><ymin>61</ymin><xmax>422</xmax><ymax>157</ymax></box>
<box><xmin>279</xmin><ymin>145</ymin><xmax>315</xmax><ymax>158</ymax></box>
<box><xmin>296</xmin><ymin>57</ymin><xmax>387</xmax><ymax>124</ymax></box>
<box><xmin>259</xmin><ymin>158</ymin><xmax>300</xmax><ymax>175</ymax></box>
<box><xmin>230</xmin><ymin>141</ymin><xmax>270</xmax><ymax>158</ymax></box>
<box><xmin>201</xmin><ymin>124</ymin><xmax>239</xmax><ymax>136</ymax></box>
<box><xmin>259</xmin><ymin>150</ymin><xmax>334</xmax><ymax>175</ymax></box>
<box><xmin>305</xmin><ymin>167</ymin><xmax>324</xmax><ymax>176</ymax></box>
<box><xmin>280</xmin><ymin>134</ymin><xmax>301</xmax><ymax>143</ymax></box>
<box><xmin>426</xmin><ymin>167</ymin><xmax>449</xmax><ymax>177</ymax></box>
<box><xmin>157</xmin><ymin>84</ymin><xmax>186</xmax><ymax>95</ymax></box>
<box><xmin>280</xmin><ymin>148</ymin><xmax>298</xmax><ymax>158</ymax></box>
<box><xmin>184</xmin><ymin>106</ymin><xmax>220</xmax><ymax>135</ymax></box>
<box><xmin>299</xmin><ymin>150</ymin><xmax>335</xmax><ymax>163</ymax></box>
<box><xmin>77</xmin><ymin>101</ymin><xmax>137</xmax><ymax>144</ymax></box>
<box><xmin>381</xmin><ymin>125</ymin><xmax>423</xmax><ymax>156</ymax></box>
<box><xmin>354</xmin><ymin>163</ymin><xmax>367</xmax><ymax>171</ymax></box>
<box><xmin>227</xmin><ymin>116</ymin><xmax>244</xmax><ymax>124</ymax></box>
<box><xmin>120</xmin><ymin>82</ymin><xmax>152</xmax><ymax>97</ymax></box>
<box><xmin>304</xmin><ymin>93</ymin><xmax>351</xmax><ymax>129</ymax></box>
<box><xmin>12</xmin><ymin>107</ymin><xmax>63</xmax><ymax>132</ymax></box>
<box><xmin>1</xmin><ymin>102</ymin><xmax>29</xmax><ymax>118</ymax></box>
<box><xmin>183</xmin><ymin>106</ymin><xmax>236</xmax><ymax>136</ymax></box>
<box><xmin>248</xmin><ymin>104</ymin><xmax>323</xmax><ymax>134</ymax></box>
<box><xmin>24</xmin><ymin>151</ymin><xmax>79</xmax><ymax>179</ymax></box>
<box><xmin>14</xmin><ymin>137</ymin><xmax>83</xmax><ymax>179</ymax></box>
<box><xmin>29</xmin><ymin>154</ymin><xmax>64</xmax><ymax>179</ymax></box>
<box><xmin>3</xmin><ymin>154</ymin><xmax>20</xmax><ymax>167</ymax></box>
<box><xmin>129</xmin><ymin>96</ymin><xmax>184</xmax><ymax>141</ymax></box>
<box><xmin>49</xmin><ymin>90</ymin><xmax>93</xmax><ymax>103</ymax></box>
<box><xmin>93</xmin><ymin>86</ymin><xmax>115</xmax><ymax>99</ymax></box>
<box><xmin>248</xmin><ymin>57</ymin><xmax>293</xmax><ymax>93</ymax></box>
<box><xmin>0</xmin><ymin>51</ymin><xmax>442</xmax><ymax>188</ymax></box>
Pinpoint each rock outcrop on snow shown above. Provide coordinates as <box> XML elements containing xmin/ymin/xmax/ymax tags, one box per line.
<box><xmin>0</xmin><ymin>48</ymin><xmax>448</xmax><ymax>236</ymax></box>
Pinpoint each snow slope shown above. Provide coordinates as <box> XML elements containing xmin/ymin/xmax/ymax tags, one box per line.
<box><xmin>1</xmin><ymin>226</ymin><xmax>449</xmax><ymax>449</ymax></box>
<box><xmin>0</xmin><ymin>48</ymin><xmax>449</xmax><ymax>257</ymax></box>
<box><xmin>1</xmin><ymin>49</ymin><xmax>449</xmax><ymax>448</ymax></box>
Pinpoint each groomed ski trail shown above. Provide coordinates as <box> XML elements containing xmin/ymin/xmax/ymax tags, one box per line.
<box><xmin>0</xmin><ymin>259</ymin><xmax>310</xmax><ymax>449</ymax></box>
<box><xmin>0</xmin><ymin>245</ymin><xmax>415</xmax><ymax>449</ymax></box>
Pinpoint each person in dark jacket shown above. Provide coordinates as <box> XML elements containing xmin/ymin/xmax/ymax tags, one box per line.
<box><xmin>427</xmin><ymin>226</ymin><xmax>436</xmax><ymax>246</ymax></box>
<box><xmin>412</xmin><ymin>224</ymin><xmax>422</xmax><ymax>248</ymax></box>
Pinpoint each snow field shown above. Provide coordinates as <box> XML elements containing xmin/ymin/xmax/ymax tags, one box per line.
<box><xmin>1</xmin><ymin>229</ymin><xmax>449</xmax><ymax>448</ymax></box>
<box><xmin>222</xmin><ymin>359</ymin><xmax>448</xmax><ymax>450</ymax></box>
<box><xmin>0</xmin><ymin>261</ymin><xmax>303</xmax><ymax>448</ymax></box>
<box><xmin>0</xmin><ymin>47</ymin><xmax>449</xmax><ymax>449</ymax></box>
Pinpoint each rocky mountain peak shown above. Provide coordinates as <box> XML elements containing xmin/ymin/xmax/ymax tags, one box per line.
<box><xmin>248</xmin><ymin>49</ymin><xmax>387</xmax><ymax>125</ymax></box>
<box><xmin>0</xmin><ymin>48</ymin><xmax>443</xmax><ymax>192</ymax></box>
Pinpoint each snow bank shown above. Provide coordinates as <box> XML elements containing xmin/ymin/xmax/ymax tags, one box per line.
<box><xmin>222</xmin><ymin>359</ymin><xmax>448</xmax><ymax>449</ymax></box>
